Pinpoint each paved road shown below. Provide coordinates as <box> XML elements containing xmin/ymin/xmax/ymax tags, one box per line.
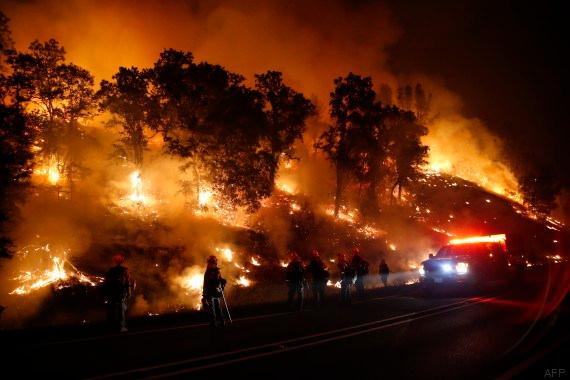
<box><xmin>3</xmin><ymin>281</ymin><xmax>568</xmax><ymax>380</ymax></box>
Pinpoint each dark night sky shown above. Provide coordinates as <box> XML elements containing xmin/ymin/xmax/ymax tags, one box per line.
<box><xmin>385</xmin><ymin>0</ymin><xmax>569</xmax><ymax>184</ymax></box>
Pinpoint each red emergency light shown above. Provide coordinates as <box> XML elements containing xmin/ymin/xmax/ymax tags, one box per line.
<box><xmin>449</xmin><ymin>234</ymin><xmax>506</xmax><ymax>245</ymax></box>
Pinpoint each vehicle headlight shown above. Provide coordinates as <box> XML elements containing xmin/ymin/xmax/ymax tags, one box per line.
<box><xmin>441</xmin><ymin>263</ymin><xmax>453</xmax><ymax>273</ymax></box>
<box><xmin>419</xmin><ymin>267</ymin><xmax>425</xmax><ymax>276</ymax></box>
<box><xmin>455</xmin><ymin>262</ymin><xmax>469</xmax><ymax>275</ymax></box>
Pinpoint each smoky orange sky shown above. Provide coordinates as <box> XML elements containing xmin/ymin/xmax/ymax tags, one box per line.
<box><xmin>3</xmin><ymin>0</ymin><xmax>401</xmax><ymax>106</ymax></box>
<box><xmin>3</xmin><ymin>0</ymin><xmax>533</xmax><ymax>203</ymax></box>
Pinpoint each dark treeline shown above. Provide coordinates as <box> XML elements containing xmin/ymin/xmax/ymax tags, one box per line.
<box><xmin>0</xmin><ymin>12</ymin><xmax>559</xmax><ymax>255</ymax></box>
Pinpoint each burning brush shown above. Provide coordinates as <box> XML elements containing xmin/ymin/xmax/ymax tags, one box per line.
<box><xmin>10</xmin><ymin>246</ymin><xmax>103</xmax><ymax>296</ymax></box>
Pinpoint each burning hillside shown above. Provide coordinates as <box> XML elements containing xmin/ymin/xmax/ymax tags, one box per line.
<box><xmin>2</xmin><ymin>164</ymin><xmax>566</xmax><ymax>327</ymax></box>
<box><xmin>0</xmin><ymin>5</ymin><xmax>568</xmax><ymax>328</ymax></box>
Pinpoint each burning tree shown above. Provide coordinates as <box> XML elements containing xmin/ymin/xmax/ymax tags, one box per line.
<box><xmin>6</xmin><ymin>38</ymin><xmax>96</xmax><ymax>195</ymax></box>
<box><xmin>316</xmin><ymin>73</ymin><xmax>385</xmax><ymax>216</ymax></box>
<box><xmin>384</xmin><ymin>106</ymin><xmax>428</xmax><ymax>200</ymax></box>
<box><xmin>317</xmin><ymin>73</ymin><xmax>429</xmax><ymax>216</ymax></box>
<box><xmin>98</xmin><ymin>67</ymin><xmax>154</xmax><ymax>167</ymax></box>
<box><xmin>147</xmin><ymin>50</ymin><xmax>314</xmax><ymax>212</ymax></box>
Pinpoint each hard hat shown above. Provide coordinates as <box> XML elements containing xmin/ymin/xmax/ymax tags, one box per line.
<box><xmin>112</xmin><ymin>254</ymin><xmax>125</xmax><ymax>265</ymax></box>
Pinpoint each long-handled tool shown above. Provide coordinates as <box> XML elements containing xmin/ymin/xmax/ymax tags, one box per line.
<box><xmin>221</xmin><ymin>288</ymin><xmax>232</xmax><ymax>324</ymax></box>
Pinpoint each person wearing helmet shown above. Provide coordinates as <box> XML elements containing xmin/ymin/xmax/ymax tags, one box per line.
<box><xmin>337</xmin><ymin>252</ymin><xmax>354</xmax><ymax>304</ymax></box>
<box><xmin>285</xmin><ymin>251</ymin><xmax>305</xmax><ymax>311</ymax></box>
<box><xmin>202</xmin><ymin>255</ymin><xmax>227</xmax><ymax>327</ymax></box>
<box><xmin>351</xmin><ymin>248</ymin><xmax>369</xmax><ymax>298</ymax></box>
<box><xmin>306</xmin><ymin>249</ymin><xmax>329</xmax><ymax>308</ymax></box>
<box><xmin>103</xmin><ymin>253</ymin><xmax>133</xmax><ymax>332</ymax></box>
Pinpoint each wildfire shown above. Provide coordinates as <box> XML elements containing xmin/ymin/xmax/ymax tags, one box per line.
<box><xmin>290</xmin><ymin>202</ymin><xmax>301</xmax><ymax>213</ymax></box>
<box><xmin>216</xmin><ymin>247</ymin><xmax>234</xmax><ymax>262</ymax></box>
<box><xmin>428</xmin><ymin>160</ymin><xmax>452</xmax><ymax>173</ymax></box>
<box><xmin>235</xmin><ymin>275</ymin><xmax>251</xmax><ymax>287</ymax></box>
<box><xmin>10</xmin><ymin>252</ymin><xmax>102</xmax><ymax>296</ymax></box>
<box><xmin>276</xmin><ymin>180</ymin><xmax>297</xmax><ymax>195</ymax></box>
<box><xmin>325</xmin><ymin>205</ymin><xmax>358</xmax><ymax>224</ymax></box>
<box><xmin>33</xmin><ymin>155</ymin><xmax>62</xmax><ymax>185</ymax></box>
<box><xmin>198</xmin><ymin>189</ymin><xmax>214</xmax><ymax>208</ymax></box>
<box><xmin>181</xmin><ymin>273</ymin><xmax>203</xmax><ymax>291</ymax></box>
<box><xmin>128</xmin><ymin>170</ymin><xmax>147</xmax><ymax>203</ymax></box>
<box><xmin>176</xmin><ymin>266</ymin><xmax>205</xmax><ymax>310</ymax></box>
<box><xmin>357</xmin><ymin>225</ymin><xmax>384</xmax><ymax>239</ymax></box>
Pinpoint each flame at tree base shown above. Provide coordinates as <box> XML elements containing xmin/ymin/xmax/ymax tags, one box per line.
<box><xmin>10</xmin><ymin>250</ymin><xmax>103</xmax><ymax>296</ymax></box>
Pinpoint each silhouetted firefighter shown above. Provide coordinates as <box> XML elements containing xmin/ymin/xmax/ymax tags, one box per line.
<box><xmin>379</xmin><ymin>259</ymin><xmax>390</xmax><ymax>287</ymax></box>
<box><xmin>103</xmin><ymin>254</ymin><xmax>133</xmax><ymax>332</ymax></box>
<box><xmin>306</xmin><ymin>249</ymin><xmax>329</xmax><ymax>308</ymax></box>
<box><xmin>337</xmin><ymin>252</ymin><xmax>354</xmax><ymax>304</ymax></box>
<box><xmin>202</xmin><ymin>255</ymin><xmax>227</xmax><ymax>328</ymax></box>
<box><xmin>286</xmin><ymin>252</ymin><xmax>305</xmax><ymax>311</ymax></box>
<box><xmin>351</xmin><ymin>248</ymin><xmax>369</xmax><ymax>297</ymax></box>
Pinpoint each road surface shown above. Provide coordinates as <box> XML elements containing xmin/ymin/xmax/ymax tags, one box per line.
<box><xmin>2</xmin><ymin>280</ymin><xmax>568</xmax><ymax>379</ymax></box>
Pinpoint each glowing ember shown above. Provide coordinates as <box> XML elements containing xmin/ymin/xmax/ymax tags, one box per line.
<box><xmin>129</xmin><ymin>170</ymin><xmax>150</xmax><ymax>204</ymax></box>
<box><xmin>389</xmin><ymin>244</ymin><xmax>397</xmax><ymax>251</ymax></box>
<box><xmin>331</xmin><ymin>206</ymin><xmax>358</xmax><ymax>223</ymax></box>
<box><xmin>431</xmin><ymin>226</ymin><xmax>455</xmax><ymax>237</ymax></box>
<box><xmin>428</xmin><ymin>160</ymin><xmax>452</xmax><ymax>173</ymax></box>
<box><xmin>181</xmin><ymin>273</ymin><xmax>203</xmax><ymax>291</ymax></box>
<box><xmin>276</xmin><ymin>180</ymin><xmax>297</xmax><ymax>194</ymax></box>
<box><xmin>198</xmin><ymin>189</ymin><xmax>214</xmax><ymax>207</ymax></box>
<box><xmin>357</xmin><ymin>225</ymin><xmax>384</xmax><ymax>239</ymax></box>
<box><xmin>449</xmin><ymin>234</ymin><xmax>506</xmax><ymax>245</ymax></box>
<box><xmin>250</xmin><ymin>257</ymin><xmax>261</xmax><ymax>266</ymax></box>
<box><xmin>216</xmin><ymin>247</ymin><xmax>234</xmax><ymax>262</ymax></box>
<box><xmin>290</xmin><ymin>202</ymin><xmax>301</xmax><ymax>212</ymax></box>
<box><xmin>34</xmin><ymin>156</ymin><xmax>62</xmax><ymax>185</ymax></box>
<box><xmin>280</xmin><ymin>260</ymin><xmax>288</xmax><ymax>268</ymax></box>
<box><xmin>235</xmin><ymin>275</ymin><xmax>251</xmax><ymax>287</ymax></box>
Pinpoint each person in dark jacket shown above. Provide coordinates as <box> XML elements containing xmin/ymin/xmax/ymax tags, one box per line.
<box><xmin>306</xmin><ymin>249</ymin><xmax>329</xmax><ymax>308</ymax></box>
<box><xmin>286</xmin><ymin>252</ymin><xmax>305</xmax><ymax>311</ymax></box>
<box><xmin>337</xmin><ymin>252</ymin><xmax>354</xmax><ymax>304</ymax></box>
<box><xmin>103</xmin><ymin>254</ymin><xmax>133</xmax><ymax>332</ymax></box>
<box><xmin>379</xmin><ymin>259</ymin><xmax>390</xmax><ymax>287</ymax></box>
<box><xmin>351</xmin><ymin>248</ymin><xmax>369</xmax><ymax>297</ymax></box>
<box><xmin>202</xmin><ymin>255</ymin><xmax>227</xmax><ymax>327</ymax></box>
